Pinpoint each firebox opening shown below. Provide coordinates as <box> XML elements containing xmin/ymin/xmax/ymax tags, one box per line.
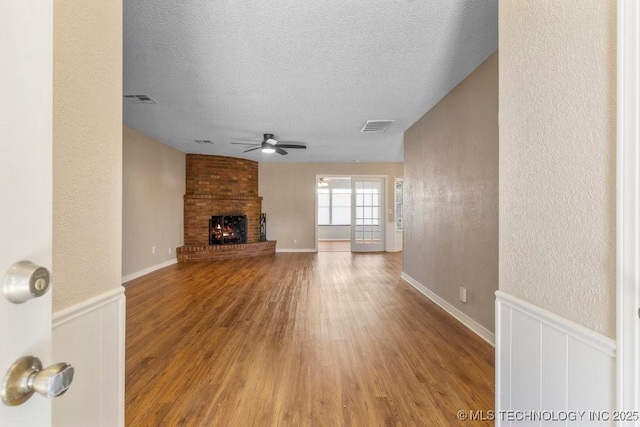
<box><xmin>209</xmin><ymin>215</ymin><xmax>247</xmax><ymax>245</ymax></box>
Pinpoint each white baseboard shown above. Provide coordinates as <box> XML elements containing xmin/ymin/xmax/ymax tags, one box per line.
<box><xmin>496</xmin><ymin>291</ymin><xmax>616</xmax><ymax>425</ymax></box>
<box><xmin>53</xmin><ymin>287</ymin><xmax>125</xmax><ymax>427</ymax></box>
<box><xmin>122</xmin><ymin>258</ymin><xmax>177</xmax><ymax>284</ymax></box>
<box><xmin>400</xmin><ymin>272</ymin><xmax>495</xmax><ymax>345</ymax></box>
<box><xmin>276</xmin><ymin>248</ymin><xmax>317</xmax><ymax>253</ymax></box>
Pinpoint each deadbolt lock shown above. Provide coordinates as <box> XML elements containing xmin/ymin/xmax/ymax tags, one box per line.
<box><xmin>3</xmin><ymin>261</ymin><xmax>51</xmax><ymax>304</ymax></box>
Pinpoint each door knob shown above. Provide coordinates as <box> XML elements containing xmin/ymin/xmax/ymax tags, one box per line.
<box><xmin>1</xmin><ymin>356</ymin><xmax>74</xmax><ymax>406</ymax></box>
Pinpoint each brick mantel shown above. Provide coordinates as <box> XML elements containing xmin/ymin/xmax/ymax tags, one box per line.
<box><xmin>179</xmin><ymin>154</ymin><xmax>275</xmax><ymax>261</ymax></box>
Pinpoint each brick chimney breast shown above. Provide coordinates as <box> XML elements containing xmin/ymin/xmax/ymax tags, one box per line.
<box><xmin>178</xmin><ymin>154</ymin><xmax>275</xmax><ymax>261</ymax></box>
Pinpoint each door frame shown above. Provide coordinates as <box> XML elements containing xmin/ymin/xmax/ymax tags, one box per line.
<box><xmin>617</xmin><ymin>0</ymin><xmax>640</xmax><ymax>413</ymax></box>
<box><xmin>314</xmin><ymin>174</ymin><xmax>388</xmax><ymax>252</ymax></box>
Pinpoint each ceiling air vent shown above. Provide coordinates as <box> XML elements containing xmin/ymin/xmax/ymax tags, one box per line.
<box><xmin>124</xmin><ymin>94</ymin><xmax>156</xmax><ymax>104</ymax></box>
<box><xmin>360</xmin><ymin>120</ymin><xmax>395</xmax><ymax>133</ymax></box>
<box><xmin>194</xmin><ymin>140</ymin><xmax>214</xmax><ymax>145</ymax></box>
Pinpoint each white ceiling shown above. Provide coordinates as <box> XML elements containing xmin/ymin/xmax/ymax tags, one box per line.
<box><xmin>123</xmin><ymin>0</ymin><xmax>497</xmax><ymax>163</ymax></box>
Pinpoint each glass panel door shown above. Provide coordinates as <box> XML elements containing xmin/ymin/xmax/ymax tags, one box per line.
<box><xmin>351</xmin><ymin>177</ymin><xmax>385</xmax><ymax>252</ymax></box>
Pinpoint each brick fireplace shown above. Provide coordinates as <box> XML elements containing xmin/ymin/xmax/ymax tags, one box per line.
<box><xmin>177</xmin><ymin>154</ymin><xmax>276</xmax><ymax>262</ymax></box>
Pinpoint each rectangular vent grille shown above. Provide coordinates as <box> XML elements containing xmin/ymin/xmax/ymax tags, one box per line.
<box><xmin>360</xmin><ymin>120</ymin><xmax>395</xmax><ymax>133</ymax></box>
<box><xmin>124</xmin><ymin>94</ymin><xmax>156</xmax><ymax>104</ymax></box>
<box><xmin>194</xmin><ymin>140</ymin><xmax>214</xmax><ymax>145</ymax></box>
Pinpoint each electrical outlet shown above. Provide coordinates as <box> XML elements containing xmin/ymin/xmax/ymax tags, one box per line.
<box><xmin>293</xmin><ymin>239</ymin><xmax>297</xmax><ymax>244</ymax></box>
<box><xmin>151</xmin><ymin>246</ymin><xmax>156</xmax><ymax>254</ymax></box>
<box><xmin>459</xmin><ymin>287</ymin><xmax>467</xmax><ymax>303</ymax></box>
<box><xmin>168</xmin><ymin>247</ymin><xmax>172</xmax><ymax>254</ymax></box>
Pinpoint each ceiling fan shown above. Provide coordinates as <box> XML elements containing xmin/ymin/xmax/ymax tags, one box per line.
<box><xmin>231</xmin><ymin>133</ymin><xmax>306</xmax><ymax>155</ymax></box>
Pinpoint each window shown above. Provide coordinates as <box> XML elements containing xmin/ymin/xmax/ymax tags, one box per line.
<box><xmin>331</xmin><ymin>189</ymin><xmax>351</xmax><ymax>225</ymax></box>
<box><xmin>318</xmin><ymin>188</ymin><xmax>351</xmax><ymax>225</ymax></box>
<box><xmin>318</xmin><ymin>188</ymin><xmax>330</xmax><ymax>225</ymax></box>
<box><xmin>354</xmin><ymin>184</ymin><xmax>380</xmax><ymax>226</ymax></box>
<box><xmin>395</xmin><ymin>177</ymin><xmax>403</xmax><ymax>230</ymax></box>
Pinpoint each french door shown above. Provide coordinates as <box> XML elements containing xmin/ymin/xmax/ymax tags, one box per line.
<box><xmin>351</xmin><ymin>177</ymin><xmax>385</xmax><ymax>252</ymax></box>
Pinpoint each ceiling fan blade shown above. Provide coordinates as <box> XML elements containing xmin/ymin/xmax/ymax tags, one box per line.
<box><xmin>277</xmin><ymin>144</ymin><xmax>306</xmax><ymax>149</ymax></box>
<box><xmin>275</xmin><ymin>147</ymin><xmax>288</xmax><ymax>155</ymax></box>
<box><xmin>231</xmin><ymin>142</ymin><xmax>259</xmax><ymax>146</ymax></box>
<box><xmin>243</xmin><ymin>147</ymin><xmax>261</xmax><ymax>153</ymax></box>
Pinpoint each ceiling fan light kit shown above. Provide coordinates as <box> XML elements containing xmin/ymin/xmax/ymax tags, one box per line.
<box><xmin>231</xmin><ymin>133</ymin><xmax>307</xmax><ymax>156</ymax></box>
<box><xmin>261</xmin><ymin>142</ymin><xmax>276</xmax><ymax>154</ymax></box>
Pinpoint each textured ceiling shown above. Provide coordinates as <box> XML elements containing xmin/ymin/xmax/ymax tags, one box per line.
<box><xmin>123</xmin><ymin>0</ymin><xmax>497</xmax><ymax>162</ymax></box>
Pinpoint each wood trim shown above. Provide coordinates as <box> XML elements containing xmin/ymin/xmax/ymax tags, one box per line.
<box><xmin>401</xmin><ymin>272</ymin><xmax>495</xmax><ymax>345</ymax></box>
<box><xmin>617</xmin><ymin>0</ymin><xmax>640</xmax><ymax>415</ymax></box>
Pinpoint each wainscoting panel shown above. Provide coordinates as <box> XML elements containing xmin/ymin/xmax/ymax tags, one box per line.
<box><xmin>509</xmin><ymin>308</ymin><xmax>541</xmax><ymax>416</ymax></box>
<box><xmin>541</xmin><ymin>325</ymin><xmax>566</xmax><ymax>421</ymax></box>
<box><xmin>52</xmin><ymin>287</ymin><xmax>125</xmax><ymax>427</ymax></box>
<box><xmin>496</xmin><ymin>291</ymin><xmax>616</xmax><ymax>426</ymax></box>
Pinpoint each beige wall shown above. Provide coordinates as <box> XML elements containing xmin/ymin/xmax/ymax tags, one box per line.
<box><xmin>403</xmin><ymin>52</ymin><xmax>498</xmax><ymax>332</ymax></box>
<box><xmin>499</xmin><ymin>1</ymin><xmax>616</xmax><ymax>337</ymax></box>
<box><xmin>259</xmin><ymin>163</ymin><xmax>403</xmax><ymax>250</ymax></box>
<box><xmin>122</xmin><ymin>126</ymin><xmax>185</xmax><ymax>277</ymax></box>
<box><xmin>53</xmin><ymin>0</ymin><xmax>123</xmax><ymax>311</ymax></box>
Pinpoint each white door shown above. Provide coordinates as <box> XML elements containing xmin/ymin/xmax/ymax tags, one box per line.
<box><xmin>1</xmin><ymin>0</ymin><xmax>54</xmax><ymax>425</ymax></box>
<box><xmin>351</xmin><ymin>177</ymin><xmax>385</xmax><ymax>252</ymax></box>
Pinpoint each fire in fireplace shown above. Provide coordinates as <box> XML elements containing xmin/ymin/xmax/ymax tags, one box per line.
<box><xmin>209</xmin><ymin>215</ymin><xmax>247</xmax><ymax>245</ymax></box>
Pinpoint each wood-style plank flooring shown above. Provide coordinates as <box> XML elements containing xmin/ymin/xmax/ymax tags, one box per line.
<box><xmin>317</xmin><ymin>240</ymin><xmax>351</xmax><ymax>252</ymax></box>
<box><xmin>125</xmin><ymin>252</ymin><xmax>494</xmax><ymax>426</ymax></box>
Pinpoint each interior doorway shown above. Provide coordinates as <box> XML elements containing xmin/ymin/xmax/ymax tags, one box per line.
<box><xmin>316</xmin><ymin>175</ymin><xmax>387</xmax><ymax>253</ymax></box>
<box><xmin>317</xmin><ymin>176</ymin><xmax>352</xmax><ymax>252</ymax></box>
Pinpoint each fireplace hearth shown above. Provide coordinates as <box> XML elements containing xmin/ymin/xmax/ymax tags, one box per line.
<box><xmin>209</xmin><ymin>215</ymin><xmax>247</xmax><ymax>245</ymax></box>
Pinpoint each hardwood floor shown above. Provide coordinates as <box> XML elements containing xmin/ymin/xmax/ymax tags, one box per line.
<box><xmin>125</xmin><ymin>252</ymin><xmax>494</xmax><ymax>426</ymax></box>
<box><xmin>317</xmin><ymin>240</ymin><xmax>351</xmax><ymax>252</ymax></box>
